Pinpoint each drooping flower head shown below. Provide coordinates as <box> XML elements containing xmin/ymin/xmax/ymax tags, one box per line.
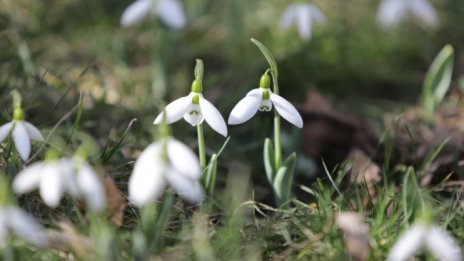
<box><xmin>0</xmin><ymin>90</ymin><xmax>44</xmax><ymax>161</ymax></box>
<box><xmin>153</xmin><ymin>59</ymin><xmax>228</xmax><ymax>137</ymax></box>
<box><xmin>121</xmin><ymin>0</ymin><xmax>186</xmax><ymax>29</ymax></box>
<box><xmin>129</xmin><ymin>119</ymin><xmax>204</xmax><ymax>206</ymax></box>
<box><xmin>279</xmin><ymin>3</ymin><xmax>326</xmax><ymax>41</ymax></box>
<box><xmin>228</xmin><ymin>72</ymin><xmax>303</xmax><ymax>128</ymax></box>
<box><xmin>377</xmin><ymin>0</ymin><xmax>438</xmax><ymax>28</ymax></box>
<box><xmin>13</xmin><ymin>150</ymin><xmax>106</xmax><ymax>212</ymax></box>
<box><xmin>387</xmin><ymin>222</ymin><xmax>462</xmax><ymax>261</ymax></box>
<box><xmin>0</xmin><ymin>175</ymin><xmax>47</xmax><ymax>247</ymax></box>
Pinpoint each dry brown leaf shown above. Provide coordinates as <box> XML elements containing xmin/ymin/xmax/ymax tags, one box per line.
<box><xmin>347</xmin><ymin>149</ymin><xmax>381</xmax><ymax>185</ymax></box>
<box><xmin>336</xmin><ymin>212</ymin><xmax>370</xmax><ymax>261</ymax></box>
<box><xmin>45</xmin><ymin>221</ymin><xmax>94</xmax><ymax>255</ymax></box>
<box><xmin>103</xmin><ymin>175</ymin><xmax>126</xmax><ymax>226</ymax></box>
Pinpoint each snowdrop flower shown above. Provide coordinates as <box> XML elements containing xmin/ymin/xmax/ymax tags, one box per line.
<box><xmin>280</xmin><ymin>3</ymin><xmax>326</xmax><ymax>41</ymax></box>
<box><xmin>13</xmin><ymin>154</ymin><xmax>105</xmax><ymax>212</ymax></box>
<box><xmin>387</xmin><ymin>223</ymin><xmax>462</xmax><ymax>261</ymax></box>
<box><xmin>377</xmin><ymin>0</ymin><xmax>438</xmax><ymax>28</ymax></box>
<box><xmin>0</xmin><ymin>206</ymin><xmax>47</xmax><ymax>247</ymax></box>
<box><xmin>153</xmin><ymin>77</ymin><xmax>228</xmax><ymax>137</ymax></box>
<box><xmin>0</xmin><ymin>91</ymin><xmax>44</xmax><ymax>161</ymax></box>
<box><xmin>129</xmin><ymin>137</ymin><xmax>204</xmax><ymax>206</ymax></box>
<box><xmin>121</xmin><ymin>0</ymin><xmax>186</xmax><ymax>29</ymax></box>
<box><xmin>228</xmin><ymin>73</ymin><xmax>303</xmax><ymax>128</ymax></box>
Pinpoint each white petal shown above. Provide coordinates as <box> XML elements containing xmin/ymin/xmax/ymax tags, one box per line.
<box><xmin>12</xmin><ymin>122</ymin><xmax>31</xmax><ymax>161</ymax></box>
<box><xmin>387</xmin><ymin>224</ymin><xmax>427</xmax><ymax>261</ymax></box>
<box><xmin>120</xmin><ymin>0</ymin><xmax>154</xmax><ymax>27</ymax></box>
<box><xmin>156</xmin><ymin>0</ymin><xmax>186</xmax><ymax>29</ymax></box>
<box><xmin>129</xmin><ymin>143</ymin><xmax>167</xmax><ymax>206</ymax></box>
<box><xmin>183</xmin><ymin>103</ymin><xmax>204</xmax><ymax>126</ymax></box>
<box><xmin>270</xmin><ymin>93</ymin><xmax>303</xmax><ymax>128</ymax></box>
<box><xmin>165</xmin><ymin>168</ymin><xmax>204</xmax><ymax>203</ymax></box>
<box><xmin>0</xmin><ymin>211</ymin><xmax>7</xmax><ymax>246</ymax></box>
<box><xmin>77</xmin><ymin>165</ymin><xmax>105</xmax><ymax>212</ymax></box>
<box><xmin>39</xmin><ymin>163</ymin><xmax>65</xmax><ymax>208</ymax></box>
<box><xmin>259</xmin><ymin>98</ymin><xmax>272</xmax><ymax>112</ymax></box>
<box><xmin>0</xmin><ymin>122</ymin><xmax>14</xmax><ymax>143</ymax></box>
<box><xmin>296</xmin><ymin>4</ymin><xmax>313</xmax><ymax>40</ymax></box>
<box><xmin>309</xmin><ymin>5</ymin><xmax>326</xmax><ymax>24</ymax></box>
<box><xmin>280</xmin><ymin>4</ymin><xmax>296</xmax><ymax>30</ymax></box>
<box><xmin>154</xmin><ymin>96</ymin><xmax>191</xmax><ymax>124</ymax></box>
<box><xmin>23</xmin><ymin>122</ymin><xmax>44</xmax><ymax>142</ymax></box>
<box><xmin>199</xmin><ymin>95</ymin><xmax>228</xmax><ymax>137</ymax></box>
<box><xmin>425</xmin><ymin>225</ymin><xmax>462</xmax><ymax>261</ymax></box>
<box><xmin>228</xmin><ymin>91</ymin><xmax>261</xmax><ymax>125</ymax></box>
<box><xmin>409</xmin><ymin>0</ymin><xmax>438</xmax><ymax>27</ymax></box>
<box><xmin>13</xmin><ymin>163</ymin><xmax>43</xmax><ymax>194</ymax></box>
<box><xmin>377</xmin><ymin>0</ymin><xmax>407</xmax><ymax>28</ymax></box>
<box><xmin>5</xmin><ymin>207</ymin><xmax>47</xmax><ymax>247</ymax></box>
<box><xmin>60</xmin><ymin>159</ymin><xmax>80</xmax><ymax>197</ymax></box>
<box><xmin>166</xmin><ymin>138</ymin><xmax>201</xmax><ymax>180</ymax></box>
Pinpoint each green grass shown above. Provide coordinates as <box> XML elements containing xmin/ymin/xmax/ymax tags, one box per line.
<box><xmin>1</xmin><ymin>0</ymin><xmax>464</xmax><ymax>260</ymax></box>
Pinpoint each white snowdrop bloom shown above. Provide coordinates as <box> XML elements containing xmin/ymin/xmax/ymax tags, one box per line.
<box><xmin>13</xmin><ymin>158</ymin><xmax>105</xmax><ymax>212</ymax></box>
<box><xmin>153</xmin><ymin>80</ymin><xmax>228</xmax><ymax>137</ymax></box>
<box><xmin>0</xmin><ymin>119</ymin><xmax>44</xmax><ymax>161</ymax></box>
<box><xmin>279</xmin><ymin>3</ymin><xmax>326</xmax><ymax>41</ymax></box>
<box><xmin>0</xmin><ymin>206</ymin><xmax>47</xmax><ymax>247</ymax></box>
<box><xmin>377</xmin><ymin>0</ymin><xmax>438</xmax><ymax>28</ymax></box>
<box><xmin>387</xmin><ymin>223</ymin><xmax>462</xmax><ymax>261</ymax></box>
<box><xmin>228</xmin><ymin>74</ymin><xmax>303</xmax><ymax>128</ymax></box>
<box><xmin>129</xmin><ymin>138</ymin><xmax>204</xmax><ymax>206</ymax></box>
<box><xmin>121</xmin><ymin>0</ymin><xmax>186</xmax><ymax>29</ymax></box>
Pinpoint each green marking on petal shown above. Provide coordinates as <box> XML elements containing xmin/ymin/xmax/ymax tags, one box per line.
<box><xmin>192</xmin><ymin>94</ymin><xmax>200</xmax><ymax>104</ymax></box>
<box><xmin>262</xmin><ymin>90</ymin><xmax>270</xmax><ymax>100</ymax></box>
<box><xmin>189</xmin><ymin>111</ymin><xmax>199</xmax><ymax>115</ymax></box>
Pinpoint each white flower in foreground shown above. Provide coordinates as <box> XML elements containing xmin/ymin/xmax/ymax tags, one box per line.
<box><xmin>13</xmin><ymin>158</ymin><xmax>105</xmax><ymax>212</ymax></box>
<box><xmin>153</xmin><ymin>85</ymin><xmax>228</xmax><ymax>137</ymax></box>
<box><xmin>387</xmin><ymin>223</ymin><xmax>462</xmax><ymax>261</ymax></box>
<box><xmin>228</xmin><ymin>74</ymin><xmax>303</xmax><ymax>128</ymax></box>
<box><xmin>129</xmin><ymin>138</ymin><xmax>204</xmax><ymax>206</ymax></box>
<box><xmin>377</xmin><ymin>0</ymin><xmax>438</xmax><ymax>28</ymax></box>
<box><xmin>0</xmin><ymin>119</ymin><xmax>44</xmax><ymax>161</ymax></box>
<box><xmin>0</xmin><ymin>206</ymin><xmax>47</xmax><ymax>247</ymax></box>
<box><xmin>279</xmin><ymin>3</ymin><xmax>326</xmax><ymax>41</ymax></box>
<box><xmin>121</xmin><ymin>0</ymin><xmax>186</xmax><ymax>28</ymax></box>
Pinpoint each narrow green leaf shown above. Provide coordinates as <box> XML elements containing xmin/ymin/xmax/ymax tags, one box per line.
<box><xmin>263</xmin><ymin>138</ymin><xmax>275</xmax><ymax>184</ymax></box>
<box><xmin>204</xmin><ymin>153</ymin><xmax>218</xmax><ymax>195</ymax></box>
<box><xmin>280</xmin><ymin>153</ymin><xmax>296</xmax><ymax>200</ymax></box>
<box><xmin>251</xmin><ymin>38</ymin><xmax>279</xmax><ymax>91</ymax></box>
<box><xmin>272</xmin><ymin>166</ymin><xmax>287</xmax><ymax>203</ymax></box>
<box><xmin>421</xmin><ymin>45</ymin><xmax>454</xmax><ymax>115</ymax></box>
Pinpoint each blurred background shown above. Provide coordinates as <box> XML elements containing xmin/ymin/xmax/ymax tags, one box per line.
<box><xmin>1</xmin><ymin>0</ymin><xmax>464</xmax><ymax>201</ymax></box>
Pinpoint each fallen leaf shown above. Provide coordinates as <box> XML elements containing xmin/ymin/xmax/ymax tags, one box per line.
<box><xmin>336</xmin><ymin>212</ymin><xmax>370</xmax><ymax>261</ymax></box>
<box><xmin>103</xmin><ymin>175</ymin><xmax>126</xmax><ymax>226</ymax></box>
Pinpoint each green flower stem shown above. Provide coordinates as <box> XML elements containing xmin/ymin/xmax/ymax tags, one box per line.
<box><xmin>271</xmin><ymin>70</ymin><xmax>282</xmax><ymax>169</ymax></box>
<box><xmin>197</xmin><ymin>123</ymin><xmax>206</xmax><ymax>169</ymax></box>
<box><xmin>274</xmin><ymin>112</ymin><xmax>282</xmax><ymax>169</ymax></box>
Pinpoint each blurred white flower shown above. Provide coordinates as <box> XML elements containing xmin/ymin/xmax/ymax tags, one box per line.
<box><xmin>279</xmin><ymin>3</ymin><xmax>326</xmax><ymax>41</ymax></box>
<box><xmin>377</xmin><ymin>0</ymin><xmax>438</xmax><ymax>28</ymax></box>
<box><xmin>387</xmin><ymin>223</ymin><xmax>462</xmax><ymax>261</ymax></box>
<box><xmin>13</xmin><ymin>158</ymin><xmax>105</xmax><ymax>212</ymax></box>
<box><xmin>154</xmin><ymin>92</ymin><xmax>228</xmax><ymax>137</ymax></box>
<box><xmin>129</xmin><ymin>138</ymin><xmax>204</xmax><ymax>206</ymax></box>
<box><xmin>0</xmin><ymin>120</ymin><xmax>44</xmax><ymax>161</ymax></box>
<box><xmin>0</xmin><ymin>206</ymin><xmax>47</xmax><ymax>247</ymax></box>
<box><xmin>228</xmin><ymin>75</ymin><xmax>303</xmax><ymax>128</ymax></box>
<box><xmin>121</xmin><ymin>0</ymin><xmax>186</xmax><ymax>29</ymax></box>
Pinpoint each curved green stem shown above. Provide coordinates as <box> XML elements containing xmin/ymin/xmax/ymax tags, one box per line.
<box><xmin>197</xmin><ymin>124</ymin><xmax>206</xmax><ymax>169</ymax></box>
